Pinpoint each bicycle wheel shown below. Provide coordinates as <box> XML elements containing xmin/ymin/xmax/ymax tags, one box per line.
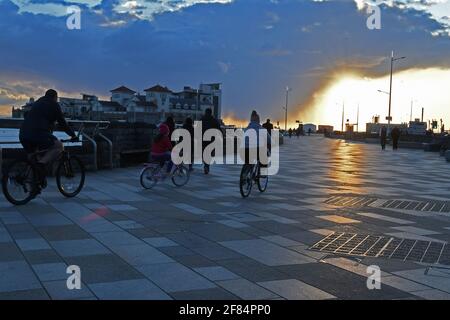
<box><xmin>56</xmin><ymin>155</ymin><xmax>85</xmax><ymax>198</ymax></box>
<box><xmin>140</xmin><ymin>165</ymin><xmax>160</xmax><ymax>189</ymax></box>
<box><xmin>172</xmin><ymin>165</ymin><xmax>190</xmax><ymax>187</ymax></box>
<box><xmin>239</xmin><ymin>164</ymin><xmax>254</xmax><ymax>198</ymax></box>
<box><xmin>2</xmin><ymin>159</ymin><xmax>38</xmax><ymax>205</ymax></box>
<box><xmin>257</xmin><ymin>165</ymin><xmax>269</xmax><ymax>192</ymax></box>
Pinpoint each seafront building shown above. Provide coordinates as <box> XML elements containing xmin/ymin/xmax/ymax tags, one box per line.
<box><xmin>11</xmin><ymin>83</ymin><xmax>222</xmax><ymax>125</ymax></box>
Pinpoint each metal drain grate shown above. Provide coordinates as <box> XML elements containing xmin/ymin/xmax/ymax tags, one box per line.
<box><xmin>325</xmin><ymin>196</ymin><xmax>450</xmax><ymax>213</ymax></box>
<box><xmin>310</xmin><ymin>232</ymin><xmax>450</xmax><ymax>265</ymax></box>
<box><xmin>375</xmin><ymin>199</ymin><xmax>450</xmax><ymax>213</ymax></box>
<box><xmin>325</xmin><ymin>196</ymin><xmax>378</xmax><ymax>208</ymax></box>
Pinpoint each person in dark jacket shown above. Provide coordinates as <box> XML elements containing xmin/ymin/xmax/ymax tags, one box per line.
<box><xmin>262</xmin><ymin>119</ymin><xmax>273</xmax><ymax>136</ymax></box>
<box><xmin>201</xmin><ymin>108</ymin><xmax>221</xmax><ymax>174</ymax></box>
<box><xmin>164</xmin><ymin>116</ymin><xmax>176</xmax><ymax>142</ymax></box>
<box><xmin>391</xmin><ymin>126</ymin><xmax>401</xmax><ymax>150</ymax></box>
<box><xmin>182</xmin><ymin>117</ymin><xmax>195</xmax><ymax>171</ymax></box>
<box><xmin>19</xmin><ymin>89</ymin><xmax>77</xmax><ymax>187</ymax></box>
<box><xmin>380</xmin><ymin>126</ymin><xmax>387</xmax><ymax>150</ymax></box>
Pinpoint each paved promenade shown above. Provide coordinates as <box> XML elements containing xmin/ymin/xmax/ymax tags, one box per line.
<box><xmin>1</xmin><ymin>136</ymin><xmax>450</xmax><ymax>300</ymax></box>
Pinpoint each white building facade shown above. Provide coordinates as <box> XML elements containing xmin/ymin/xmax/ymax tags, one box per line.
<box><xmin>14</xmin><ymin>83</ymin><xmax>223</xmax><ymax>125</ymax></box>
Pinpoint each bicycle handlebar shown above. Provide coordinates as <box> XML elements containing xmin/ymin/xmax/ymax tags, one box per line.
<box><xmin>61</xmin><ymin>123</ymin><xmax>84</xmax><ymax>143</ymax></box>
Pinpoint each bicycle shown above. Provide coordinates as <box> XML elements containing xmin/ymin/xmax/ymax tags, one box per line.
<box><xmin>239</xmin><ymin>160</ymin><xmax>268</xmax><ymax>198</ymax></box>
<box><xmin>2</xmin><ymin>125</ymin><xmax>86</xmax><ymax>205</ymax></box>
<box><xmin>140</xmin><ymin>160</ymin><xmax>190</xmax><ymax>189</ymax></box>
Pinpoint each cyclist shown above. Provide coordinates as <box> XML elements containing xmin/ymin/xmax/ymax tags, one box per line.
<box><xmin>243</xmin><ymin>111</ymin><xmax>271</xmax><ymax>166</ymax></box>
<box><xmin>151</xmin><ymin>123</ymin><xmax>173</xmax><ymax>176</ymax></box>
<box><xmin>19</xmin><ymin>89</ymin><xmax>77</xmax><ymax>189</ymax></box>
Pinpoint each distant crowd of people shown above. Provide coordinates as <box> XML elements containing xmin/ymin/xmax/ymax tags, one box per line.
<box><xmin>285</xmin><ymin>126</ymin><xmax>312</xmax><ymax>138</ymax></box>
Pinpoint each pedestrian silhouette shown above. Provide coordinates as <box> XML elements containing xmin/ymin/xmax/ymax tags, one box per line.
<box><xmin>380</xmin><ymin>126</ymin><xmax>387</xmax><ymax>150</ymax></box>
<box><xmin>391</xmin><ymin>127</ymin><xmax>401</xmax><ymax>150</ymax></box>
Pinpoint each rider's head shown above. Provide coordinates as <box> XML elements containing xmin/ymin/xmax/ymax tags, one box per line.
<box><xmin>250</xmin><ymin>111</ymin><xmax>260</xmax><ymax>123</ymax></box>
<box><xmin>266</xmin><ymin>119</ymin><xmax>271</xmax><ymax>123</ymax></box>
<box><xmin>205</xmin><ymin>108</ymin><xmax>212</xmax><ymax>117</ymax></box>
<box><xmin>45</xmin><ymin>89</ymin><xmax>58</xmax><ymax>103</ymax></box>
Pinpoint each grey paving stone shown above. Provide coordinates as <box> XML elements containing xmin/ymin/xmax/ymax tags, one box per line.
<box><xmin>50</xmin><ymin>239</ymin><xmax>110</xmax><ymax>257</ymax></box>
<box><xmin>26</xmin><ymin>214</ymin><xmax>73</xmax><ymax>227</ymax></box>
<box><xmin>0</xmin><ymin>288</ymin><xmax>49</xmax><ymax>300</ymax></box>
<box><xmin>43</xmin><ymin>280</ymin><xmax>95</xmax><ymax>300</ymax></box>
<box><xmin>32</xmin><ymin>263</ymin><xmax>68</xmax><ymax>281</ymax></box>
<box><xmin>171</xmin><ymin>287</ymin><xmax>240</xmax><ymax>300</ymax></box>
<box><xmin>191</xmin><ymin>244</ymin><xmax>244</xmax><ymax>261</ymax></box>
<box><xmin>88</xmin><ymin>279</ymin><xmax>172</xmax><ymax>300</ymax></box>
<box><xmin>159</xmin><ymin>246</ymin><xmax>196</xmax><ymax>258</ymax></box>
<box><xmin>142</xmin><ymin>237</ymin><xmax>178</xmax><ymax>248</ymax></box>
<box><xmin>91</xmin><ymin>231</ymin><xmax>142</xmax><ymax>247</ymax></box>
<box><xmin>218</xmin><ymin>220</ymin><xmax>249</xmax><ymax>229</ymax></box>
<box><xmin>217</xmin><ymin>279</ymin><xmax>279</xmax><ymax>300</ymax></box>
<box><xmin>0</xmin><ymin>211</ymin><xmax>27</xmax><ymax>225</ymax></box>
<box><xmin>107</xmin><ymin>204</ymin><xmax>138</xmax><ymax>212</ymax></box>
<box><xmin>6</xmin><ymin>223</ymin><xmax>41</xmax><ymax>239</ymax></box>
<box><xmin>194</xmin><ymin>266</ymin><xmax>240</xmax><ymax>281</ymax></box>
<box><xmin>16</xmin><ymin>238</ymin><xmax>51</xmax><ymax>251</ymax></box>
<box><xmin>260</xmin><ymin>235</ymin><xmax>303</xmax><ymax>247</ymax></box>
<box><xmin>65</xmin><ymin>254</ymin><xmax>144</xmax><ymax>284</ymax></box>
<box><xmin>258</xmin><ymin>279</ymin><xmax>336</xmax><ymax>300</ymax></box>
<box><xmin>37</xmin><ymin>225</ymin><xmax>91</xmax><ymax>241</ymax></box>
<box><xmin>114</xmin><ymin>220</ymin><xmax>144</xmax><ymax>230</ymax></box>
<box><xmin>220</xmin><ymin>239</ymin><xmax>315</xmax><ymax>266</ymax></box>
<box><xmin>277</xmin><ymin>263</ymin><xmax>413</xmax><ymax>300</ymax></box>
<box><xmin>111</xmin><ymin>243</ymin><xmax>174</xmax><ymax>266</ymax></box>
<box><xmin>137</xmin><ymin>262</ymin><xmax>216</xmax><ymax>293</ymax></box>
<box><xmin>0</xmin><ymin>243</ymin><xmax>23</xmax><ymax>262</ymax></box>
<box><xmin>0</xmin><ymin>260</ymin><xmax>42</xmax><ymax>293</ymax></box>
<box><xmin>219</xmin><ymin>258</ymin><xmax>289</xmax><ymax>282</ymax></box>
<box><xmin>0</xmin><ymin>227</ymin><xmax>13</xmax><ymax>243</ymax></box>
<box><xmin>127</xmin><ymin>227</ymin><xmax>161</xmax><ymax>239</ymax></box>
<box><xmin>412</xmin><ymin>289</ymin><xmax>450</xmax><ymax>300</ymax></box>
<box><xmin>22</xmin><ymin>249</ymin><xmax>63</xmax><ymax>265</ymax></box>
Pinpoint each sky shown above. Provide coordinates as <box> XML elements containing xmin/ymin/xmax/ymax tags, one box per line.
<box><xmin>0</xmin><ymin>0</ymin><xmax>449</xmax><ymax>129</ymax></box>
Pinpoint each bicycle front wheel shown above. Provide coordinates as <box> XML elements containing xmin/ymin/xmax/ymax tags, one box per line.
<box><xmin>140</xmin><ymin>165</ymin><xmax>160</xmax><ymax>189</ymax></box>
<box><xmin>56</xmin><ymin>155</ymin><xmax>85</xmax><ymax>198</ymax></box>
<box><xmin>239</xmin><ymin>164</ymin><xmax>254</xmax><ymax>198</ymax></box>
<box><xmin>172</xmin><ymin>165</ymin><xmax>190</xmax><ymax>187</ymax></box>
<box><xmin>257</xmin><ymin>167</ymin><xmax>269</xmax><ymax>193</ymax></box>
<box><xmin>2</xmin><ymin>159</ymin><xmax>38</xmax><ymax>205</ymax></box>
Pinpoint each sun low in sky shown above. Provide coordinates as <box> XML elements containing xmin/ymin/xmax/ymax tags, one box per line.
<box><xmin>297</xmin><ymin>67</ymin><xmax>450</xmax><ymax>131</ymax></box>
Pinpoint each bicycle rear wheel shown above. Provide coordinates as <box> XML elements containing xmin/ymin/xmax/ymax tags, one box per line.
<box><xmin>239</xmin><ymin>164</ymin><xmax>254</xmax><ymax>198</ymax></box>
<box><xmin>56</xmin><ymin>155</ymin><xmax>85</xmax><ymax>198</ymax></box>
<box><xmin>172</xmin><ymin>165</ymin><xmax>190</xmax><ymax>187</ymax></box>
<box><xmin>140</xmin><ymin>165</ymin><xmax>160</xmax><ymax>189</ymax></box>
<box><xmin>2</xmin><ymin>159</ymin><xmax>38</xmax><ymax>205</ymax></box>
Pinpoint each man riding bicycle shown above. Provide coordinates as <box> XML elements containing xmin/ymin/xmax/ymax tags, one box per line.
<box><xmin>19</xmin><ymin>89</ymin><xmax>77</xmax><ymax>189</ymax></box>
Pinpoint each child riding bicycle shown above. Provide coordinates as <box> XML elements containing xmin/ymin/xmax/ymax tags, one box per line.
<box><xmin>151</xmin><ymin>123</ymin><xmax>174</xmax><ymax>176</ymax></box>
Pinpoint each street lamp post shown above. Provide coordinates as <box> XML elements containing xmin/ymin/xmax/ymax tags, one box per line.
<box><xmin>387</xmin><ymin>51</ymin><xmax>406</xmax><ymax>131</ymax></box>
<box><xmin>284</xmin><ymin>87</ymin><xmax>290</xmax><ymax>132</ymax></box>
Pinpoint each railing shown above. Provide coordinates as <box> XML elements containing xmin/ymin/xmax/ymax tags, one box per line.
<box><xmin>0</xmin><ymin>120</ymin><xmax>111</xmax><ymax>172</ymax></box>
